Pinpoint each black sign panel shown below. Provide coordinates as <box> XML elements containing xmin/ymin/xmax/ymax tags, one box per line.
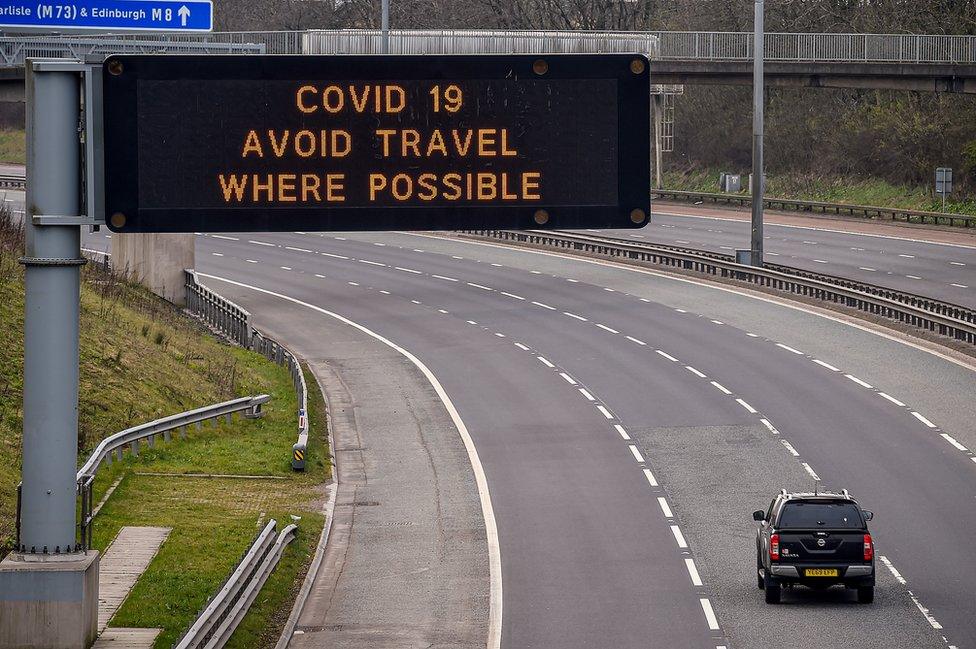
<box><xmin>103</xmin><ymin>54</ymin><xmax>650</xmax><ymax>232</ymax></box>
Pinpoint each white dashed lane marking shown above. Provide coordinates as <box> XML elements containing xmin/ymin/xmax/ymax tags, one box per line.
<box><xmin>685</xmin><ymin>558</ymin><xmax>704</xmax><ymax>586</ymax></box>
<box><xmin>629</xmin><ymin>445</ymin><xmax>645</xmax><ymax>462</ymax></box>
<box><xmin>596</xmin><ymin>324</ymin><xmax>619</xmax><ymax>334</ymax></box>
<box><xmin>776</xmin><ymin>343</ymin><xmax>804</xmax><ymax>355</ymax></box>
<box><xmin>658</xmin><ymin>497</ymin><xmax>674</xmax><ymax>518</ymax></box>
<box><xmin>614</xmin><ymin>425</ymin><xmax>631</xmax><ymax>440</ymax></box>
<box><xmin>813</xmin><ymin>359</ymin><xmax>840</xmax><ymax>372</ymax></box>
<box><xmin>559</xmin><ymin>372</ymin><xmax>577</xmax><ymax>385</ymax></box>
<box><xmin>563</xmin><ymin>312</ymin><xmax>588</xmax><ymax>321</ymax></box>
<box><xmin>578</xmin><ymin>388</ymin><xmax>595</xmax><ymax>401</ymax></box>
<box><xmin>656</xmin><ymin>350</ymin><xmax>680</xmax><ymax>362</ymax></box>
<box><xmin>643</xmin><ymin>468</ymin><xmax>658</xmax><ymax>487</ymax></box>
<box><xmin>626</xmin><ymin>336</ymin><xmax>647</xmax><ymax>346</ymax></box>
<box><xmin>685</xmin><ymin>366</ymin><xmax>707</xmax><ymax>378</ymax></box>
<box><xmin>700</xmin><ymin>599</ymin><xmax>720</xmax><ymax>631</ymax></box>
<box><xmin>710</xmin><ymin>381</ymin><xmax>731</xmax><ymax>395</ymax></box>
<box><xmin>537</xmin><ymin>356</ymin><xmax>555</xmax><ymax>368</ymax></box>
<box><xmin>671</xmin><ymin>525</ymin><xmax>688</xmax><ymax>549</ymax></box>
<box><xmin>845</xmin><ymin>374</ymin><xmax>873</xmax><ymax>389</ymax></box>
<box><xmin>912</xmin><ymin>412</ymin><xmax>937</xmax><ymax>428</ymax></box>
<box><xmin>596</xmin><ymin>405</ymin><xmax>614</xmax><ymax>420</ymax></box>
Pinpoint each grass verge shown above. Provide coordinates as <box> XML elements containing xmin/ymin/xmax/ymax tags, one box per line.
<box><xmin>0</xmin><ymin>129</ymin><xmax>24</xmax><ymax>165</ymax></box>
<box><xmin>663</xmin><ymin>168</ymin><xmax>976</xmax><ymax>216</ymax></box>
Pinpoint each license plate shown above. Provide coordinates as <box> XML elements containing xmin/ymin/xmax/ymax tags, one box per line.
<box><xmin>805</xmin><ymin>568</ymin><xmax>839</xmax><ymax>577</ymax></box>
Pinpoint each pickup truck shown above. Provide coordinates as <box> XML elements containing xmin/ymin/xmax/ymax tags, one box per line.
<box><xmin>754</xmin><ymin>490</ymin><xmax>875</xmax><ymax>604</ymax></box>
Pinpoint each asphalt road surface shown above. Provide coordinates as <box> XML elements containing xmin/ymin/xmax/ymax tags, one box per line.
<box><xmin>154</xmin><ymin>228</ymin><xmax>974</xmax><ymax>649</ymax></box>
<box><xmin>595</xmin><ymin>204</ymin><xmax>976</xmax><ymax>307</ymax></box>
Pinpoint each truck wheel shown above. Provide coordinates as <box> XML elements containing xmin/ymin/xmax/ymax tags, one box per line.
<box><xmin>764</xmin><ymin>574</ymin><xmax>781</xmax><ymax>604</ymax></box>
<box><xmin>857</xmin><ymin>586</ymin><xmax>874</xmax><ymax>604</ymax></box>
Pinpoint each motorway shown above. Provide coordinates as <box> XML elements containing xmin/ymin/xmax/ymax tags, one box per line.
<box><xmin>19</xmin><ymin>198</ymin><xmax>976</xmax><ymax>647</ymax></box>
<box><xmin>598</xmin><ymin>203</ymin><xmax>976</xmax><ymax>307</ymax></box>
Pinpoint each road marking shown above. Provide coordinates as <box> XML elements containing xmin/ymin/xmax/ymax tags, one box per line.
<box><xmin>195</xmin><ymin>273</ymin><xmax>504</xmax><ymax>649</ymax></box>
<box><xmin>685</xmin><ymin>558</ymin><xmax>704</xmax><ymax>586</ymax></box>
<box><xmin>813</xmin><ymin>359</ymin><xmax>840</xmax><ymax>372</ymax></box>
<box><xmin>281</xmin><ymin>266</ymin><xmax>292</xmax><ymax>271</ymax></box>
<box><xmin>246</xmin><ymin>259</ymin><xmax>258</xmax><ymax>264</ymax></box>
<box><xmin>643</xmin><ymin>468</ymin><xmax>658</xmax><ymax>487</ymax></box>
<box><xmin>614</xmin><ymin>424</ymin><xmax>630</xmax><ymax>440</ymax></box>
<box><xmin>711</xmin><ymin>320</ymin><xmax>724</xmax><ymax>325</ymax></box>
<box><xmin>451</xmin><ymin>255</ymin><xmax>464</xmax><ymax>259</ymax></box>
<box><xmin>410</xmin><ymin>299</ymin><xmax>419</xmax><ymax>304</ymax></box>
<box><xmin>699</xmin><ymin>599</ymin><xmax>720</xmax><ymax>631</ymax></box>
<box><xmin>603</xmin><ymin>287</ymin><xmax>615</xmax><ymax>292</ymax></box>
<box><xmin>859</xmin><ymin>267</ymin><xmax>877</xmax><ymax>272</ymax></box>
<box><xmin>334</xmin><ymin>236</ymin><xmax>346</xmax><ymax>240</ymax></box>
<box><xmin>438</xmin><ymin>309</ymin><xmax>449</xmax><ymax>314</ymax></box>
<box><xmin>596</xmin><ymin>324</ymin><xmax>619</xmax><ymax>334</ymax></box>
<box><xmin>597</xmin><ymin>405</ymin><xmax>614</xmax><ymax>420</ymax></box>
<box><xmin>878</xmin><ymin>392</ymin><xmax>906</xmax><ymax>407</ymax></box>
<box><xmin>899</xmin><ymin>254</ymin><xmax>916</xmax><ymax>258</ymax></box>
<box><xmin>532</xmin><ymin>301</ymin><xmax>556</xmax><ymax>310</ymax></box>
<box><xmin>314</xmin><ymin>274</ymin><xmax>326</xmax><ymax>279</ymax></box>
<box><xmin>514</xmin><ymin>343</ymin><xmax>530</xmax><ymax>351</ymax></box>
<box><xmin>286</xmin><ymin>246</ymin><xmax>314</xmax><ymax>253</ymax></box>
<box><xmin>746</xmin><ymin>332</ymin><xmax>759</xmax><ymax>337</ymax></box>
<box><xmin>490</xmin><ymin>262</ymin><xmax>503</xmax><ymax>267</ymax></box>
<box><xmin>358</xmin><ymin>259</ymin><xmax>386</xmax><ymax>267</ymax></box>
<box><xmin>379</xmin><ymin>290</ymin><xmax>391</xmax><ymax>295</ymax></box>
<box><xmin>656</xmin><ymin>350</ymin><xmax>680</xmax><ymax>362</ymax></box>
<box><xmin>396</xmin><ymin>266</ymin><xmax>423</xmax><ymax>274</ymax></box>
<box><xmin>629</xmin><ymin>445</ymin><xmax>645</xmax><ymax>462</ymax></box>
<box><xmin>530</xmin><ymin>270</ymin><xmax>542</xmax><ymax>274</ymax></box>
<box><xmin>248</xmin><ymin>240</ymin><xmax>276</xmax><ymax>247</ymax></box>
<box><xmin>494</xmin><ymin>332</ymin><xmax>506</xmax><ymax>338</ymax></box>
<box><xmin>950</xmin><ymin>261</ymin><xmax>966</xmax><ymax>266</ymax></box>
<box><xmin>758</xmin><ymin>419</ymin><xmax>775</xmax><ymax>433</ymax></box>
<box><xmin>941</xmin><ymin>433</ymin><xmax>968</xmax><ymax>452</ymax></box>
<box><xmin>813</xmin><ymin>259</ymin><xmax>828</xmax><ymax>264</ymax></box>
<box><xmin>911</xmin><ymin>412</ymin><xmax>937</xmax><ymax>428</ymax></box>
<box><xmin>578</xmin><ymin>388</ymin><xmax>595</xmax><ymax>401</ymax></box>
<box><xmin>910</xmin><ymin>591</ymin><xmax>943</xmax><ymax>629</ymax></box>
<box><xmin>566</xmin><ymin>278</ymin><xmax>579</xmax><ymax>282</ymax></box>
<box><xmin>563</xmin><ymin>312</ymin><xmax>588</xmax><ymax>321</ymax></box>
<box><xmin>501</xmin><ymin>292</ymin><xmax>525</xmax><ymax>300</ymax></box>
<box><xmin>413</xmin><ymin>249</ymin><xmax>425</xmax><ymax>252</ymax></box>
<box><xmin>878</xmin><ymin>555</ymin><xmax>907</xmax><ymax>584</ymax></box>
<box><xmin>626</xmin><ymin>336</ymin><xmax>647</xmax><ymax>346</ymax></box>
<box><xmin>736</xmin><ymin>398</ymin><xmax>757</xmax><ymax>414</ymax></box>
<box><xmin>211</xmin><ymin>234</ymin><xmax>238</xmax><ymax>241</ymax></box>
<box><xmin>658</xmin><ymin>497</ymin><xmax>674</xmax><ymax>518</ymax></box>
<box><xmin>670</xmin><ymin>525</ymin><xmax>688</xmax><ymax>549</ymax></box>
<box><xmin>781</xmin><ymin>440</ymin><xmax>800</xmax><ymax>457</ymax></box>
<box><xmin>802</xmin><ymin>240</ymin><xmax>818</xmax><ymax>245</ymax></box>
<box><xmin>951</xmin><ymin>283</ymin><xmax>969</xmax><ymax>289</ymax></box>
<box><xmin>559</xmin><ymin>372</ymin><xmax>577</xmax><ymax>385</ymax></box>
<box><xmin>537</xmin><ymin>356</ymin><xmax>554</xmax><ymax>368</ymax></box>
<box><xmin>686</xmin><ymin>366</ymin><xmax>706</xmax><ymax>378</ymax></box>
<box><xmin>212</xmin><ymin>252</ymin><xmax>224</xmax><ymax>257</ymax></box>
<box><xmin>467</xmin><ymin>282</ymin><xmax>493</xmax><ymax>290</ymax></box>
<box><xmin>675</xmin><ymin>308</ymin><xmax>687</xmax><ymax>313</ymax></box>
<box><xmin>845</xmin><ymin>374</ymin><xmax>873</xmax><ymax>388</ymax></box>
<box><xmin>320</xmin><ymin>252</ymin><xmax>348</xmax><ymax>259</ymax></box>
<box><xmin>373</xmin><ymin>242</ymin><xmax>386</xmax><ymax>246</ymax></box>
<box><xmin>906</xmin><ymin>275</ymin><xmax>922</xmax><ymax>280</ymax></box>
<box><xmin>776</xmin><ymin>343</ymin><xmax>804</xmax><ymax>355</ymax></box>
<box><xmin>710</xmin><ymin>381</ymin><xmax>731</xmax><ymax>395</ymax></box>
<box><xmin>466</xmin><ymin>320</ymin><xmax>478</xmax><ymax>325</ymax></box>
<box><xmin>801</xmin><ymin>463</ymin><xmax>820</xmax><ymax>480</ymax></box>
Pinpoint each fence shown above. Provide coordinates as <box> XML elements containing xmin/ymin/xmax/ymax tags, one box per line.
<box><xmin>175</xmin><ymin>519</ymin><xmax>297</xmax><ymax>649</ymax></box>
<box><xmin>465</xmin><ymin>230</ymin><xmax>976</xmax><ymax>346</ymax></box>
<box><xmin>184</xmin><ymin>270</ymin><xmax>310</xmax><ymax>471</ymax></box>
<box><xmin>0</xmin><ymin>35</ymin><xmax>263</xmax><ymax>66</ymax></box>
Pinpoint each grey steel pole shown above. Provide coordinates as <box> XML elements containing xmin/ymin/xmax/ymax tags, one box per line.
<box><xmin>19</xmin><ymin>64</ymin><xmax>84</xmax><ymax>554</ymax></box>
<box><xmin>750</xmin><ymin>0</ymin><xmax>765</xmax><ymax>266</ymax></box>
<box><xmin>381</xmin><ymin>0</ymin><xmax>390</xmax><ymax>54</ymax></box>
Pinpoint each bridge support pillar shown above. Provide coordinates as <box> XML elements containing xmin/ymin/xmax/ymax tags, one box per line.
<box><xmin>112</xmin><ymin>233</ymin><xmax>195</xmax><ymax>306</ymax></box>
<box><xmin>652</xmin><ymin>94</ymin><xmax>664</xmax><ymax>189</ymax></box>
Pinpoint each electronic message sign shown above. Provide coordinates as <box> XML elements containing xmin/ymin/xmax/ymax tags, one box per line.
<box><xmin>102</xmin><ymin>54</ymin><xmax>650</xmax><ymax>232</ymax></box>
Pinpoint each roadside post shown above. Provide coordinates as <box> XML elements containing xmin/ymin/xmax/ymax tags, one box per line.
<box><xmin>750</xmin><ymin>0</ymin><xmax>765</xmax><ymax>267</ymax></box>
<box><xmin>936</xmin><ymin>167</ymin><xmax>953</xmax><ymax>212</ymax></box>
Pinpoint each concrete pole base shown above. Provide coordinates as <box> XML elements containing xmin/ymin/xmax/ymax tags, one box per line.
<box><xmin>0</xmin><ymin>551</ymin><xmax>100</xmax><ymax>649</ymax></box>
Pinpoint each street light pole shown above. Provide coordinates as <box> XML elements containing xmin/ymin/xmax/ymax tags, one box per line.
<box><xmin>381</xmin><ymin>0</ymin><xmax>390</xmax><ymax>54</ymax></box>
<box><xmin>750</xmin><ymin>0</ymin><xmax>765</xmax><ymax>266</ymax></box>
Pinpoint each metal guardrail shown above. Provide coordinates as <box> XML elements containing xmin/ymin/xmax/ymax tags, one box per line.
<box><xmin>0</xmin><ymin>174</ymin><xmax>25</xmax><ymax>190</ymax></box>
<box><xmin>654</xmin><ymin>189</ymin><xmax>976</xmax><ymax>228</ymax></box>
<box><xmin>184</xmin><ymin>269</ymin><xmax>310</xmax><ymax>471</ymax></box>
<box><xmin>0</xmin><ymin>35</ymin><xmax>263</xmax><ymax>66</ymax></box>
<box><xmin>466</xmin><ymin>229</ymin><xmax>976</xmax><ymax>346</ymax></box>
<box><xmin>175</xmin><ymin>519</ymin><xmax>298</xmax><ymax>649</ymax></box>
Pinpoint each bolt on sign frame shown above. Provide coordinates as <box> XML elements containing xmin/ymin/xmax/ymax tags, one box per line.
<box><xmin>102</xmin><ymin>54</ymin><xmax>651</xmax><ymax>233</ymax></box>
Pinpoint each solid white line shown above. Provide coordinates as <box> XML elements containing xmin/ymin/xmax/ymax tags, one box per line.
<box><xmin>629</xmin><ymin>445</ymin><xmax>645</xmax><ymax>462</ymax></box>
<box><xmin>878</xmin><ymin>555</ymin><xmax>907</xmax><ymax>584</ymax></box>
<box><xmin>211</xmin><ymin>234</ymin><xmax>239</xmax><ymax>241</ymax></box>
<box><xmin>537</xmin><ymin>356</ymin><xmax>554</xmax><ymax>368</ymax></box>
<box><xmin>560</xmin><ymin>372</ymin><xmax>577</xmax><ymax>385</ymax></box>
<box><xmin>597</xmin><ymin>405</ymin><xmax>614</xmax><ymax>420</ymax></box>
<box><xmin>532</xmin><ymin>301</ymin><xmax>556</xmax><ymax>310</ymax></box>
<box><xmin>514</xmin><ymin>343</ymin><xmax>530</xmax><ymax>351</ymax></box>
<box><xmin>736</xmin><ymin>398</ymin><xmax>757</xmax><ymax>414</ymax></box>
<box><xmin>578</xmin><ymin>388</ymin><xmax>595</xmax><ymax>401</ymax></box>
<box><xmin>501</xmin><ymin>292</ymin><xmax>525</xmax><ymax>300</ymax></box>
<box><xmin>711</xmin><ymin>381</ymin><xmax>732</xmax><ymax>395</ymax></box>
<box><xmin>845</xmin><ymin>374</ymin><xmax>873</xmax><ymax>388</ymax></box>
<box><xmin>467</xmin><ymin>282</ymin><xmax>493</xmax><ymax>290</ymax></box>
<box><xmin>911</xmin><ymin>412</ymin><xmax>938</xmax><ymax>428</ymax></box>
<box><xmin>670</xmin><ymin>525</ymin><xmax>688</xmax><ymax>549</ymax></box>
<box><xmin>248</xmin><ymin>240</ymin><xmax>276</xmax><ymax>247</ymax></box>
<box><xmin>358</xmin><ymin>259</ymin><xmax>386</xmax><ymax>267</ymax></box>
<box><xmin>396</xmin><ymin>266</ymin><xmax>422</xmax><ymax>274</ymax></box>
<box><xmin>781</xmin><ymin>440</ymin><xmax>800</xmax><ymax>457</ymax></box>
<box><xmin>686</xmin><ymin>366</ymin><xmax>707</xmax><ymax>378</ymax></box>
<box><xmin>878</xmin><ymin>392</ymin><xmax>906</xmax><ymax>407</ymax></box>
<box><xmin>658</xmin><ymin>497</ymin><xmax>674</xmax><ymax>518</ymax></box>
<box><xmin>614</xmin><ymin>424</ymin><xmax>631</xmax><ymax>440</ymax></box>
<box><xmin>776</xmin><ymin>343</ymin><xmax>804</xmax><ymax>355</ymax></box>
<box><xmin>910</xmin><ymin>591</ymin><xmax>943</xmax><ymax>629</ymax></box>
<box><xmin>625</xmin><ymin>336</ymin><xmax>647</xmax><ymax>346</ymax></box>
<box><xmin>286</xmin><ymin>246</ymin><xmax>314</xmax><ymax>253</ymax></box>
<box><xmin>643</xmin><ymin>468</ymin><xmax>658</xmax><ymax>487</ymax></box>
<box><xmin>802</xmin><ymin>462</ymin><xmax>820</xmax><ymax>480</ymax></box>
<box><xmin>432</xmin><ymin>274</ymin><xmax>459</xmax><ymax>282</ymax></box>
<box><xmin>685</xmin><ymin>558</ymin><xmax>704</xmax><ymax>586</ymax></box>
<box><xmin>813</xmin><ymin>359</ymin><xmax>840</xmax><ymax>372</ymax></box>
<box><xmin>196</xmin><ymin>272</ymin><xmax>503</xmax><ymax>649</ymax></box>
<box><xmin>563</xmin><ymin>312</ymin><xmax>588</xmax><ymax>321</ymax></box>
<box><xmin>320</xmin><ymin>252</ymin><xmax>348</xmax><ymax>259</ymax></box>
<box><xmin>656</xmin><ymin>350</ymin><xmax>680</xmax><ymax>362</ymax></box>
<box><xmin>596</xmin><ymin>324</ymin><xmax>619</xmax><ymax>334</ymax></box>
<box><xmin>941</xmin><ymin>433</ymin><xmax>969</xmax><ymax>452</ymax></box>
<box><xmin>699</xmin><ymin>599</ymin><xmax>720</xmax><ymax>631</ymax></box>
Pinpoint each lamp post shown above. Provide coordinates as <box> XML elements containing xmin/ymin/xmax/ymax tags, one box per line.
<box><xmin>381</xmin><ymin>0</ymin><xmax>390</xmax><ymax>54</ymax></box>
<box><xmin>750</xmin><ymin>0</ymin><xmax>765</xmax><ymax>266</ymax></box>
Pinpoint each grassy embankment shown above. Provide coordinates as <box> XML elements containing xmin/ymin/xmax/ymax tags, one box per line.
<box><xmin>0</xmin><ymin>130</ymin><xmax>25</xmax><ymax>166</ymax></box>
<box><xmin>664</xmin><ymin>168</ymin><xmax>976</xmax><ymax>216</ymax></box>
<box><xmin>0</xmin><ymin>207</ymin><xmax>330</xmax><ymax>648</ymax></box>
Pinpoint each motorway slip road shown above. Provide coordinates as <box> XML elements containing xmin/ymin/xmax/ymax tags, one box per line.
<box><xmin>183</xmin><ymin>228</ymin><xmax>974</xmax><ymax>649</ymax></box>
<box><xmin>599</xmin><ymin>202</ymin><xmax>976</xmax><ymax>307</ymax></box>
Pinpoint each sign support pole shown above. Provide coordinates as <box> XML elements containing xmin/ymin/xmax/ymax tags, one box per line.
<box><xmin>750</xmin><ymin>0</ymin><xmax>765</xmax><ymax>266</ymax></box>
<box><xmin>381</xmin><ymin>0</ymin><xmax>390</xmax><ymax>54</ymax></box>
<box><xmin>0</xmin><ymin>60</ymin><xmax>98</xmax><ymax>649</ymax></box>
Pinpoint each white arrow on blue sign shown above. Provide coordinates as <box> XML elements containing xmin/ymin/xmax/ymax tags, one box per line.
<box><xmin>0</xmin><ymin>0</ymin><xmax>213</xmax><ymax>32</ymax></box>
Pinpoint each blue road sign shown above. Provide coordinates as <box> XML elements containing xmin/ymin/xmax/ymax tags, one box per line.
<box><xmin>0</xmin><ymin>0</ymin><xmax>213</xmax><ymax>32</ymax></box>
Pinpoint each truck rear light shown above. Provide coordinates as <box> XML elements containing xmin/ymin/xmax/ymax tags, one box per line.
<box><xmin>770</xmin><ymin>534</ymin><xmax>780</xmax><ymax>561</ymax></box>
<box><xmin>863</xmin><ymin>534</ymin><xmax>873</xmax><ymax>561</ymax></box>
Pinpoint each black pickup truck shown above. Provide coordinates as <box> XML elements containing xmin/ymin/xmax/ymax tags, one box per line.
<box><xmin>754</xmin><ymin>490</ymin><xmax>875</xmax><ymax>604</ymax></box>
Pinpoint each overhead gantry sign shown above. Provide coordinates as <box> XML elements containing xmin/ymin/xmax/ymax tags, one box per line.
<box><xmin>102</xmin><ymin>54</ymin><xmax>650</xmax><ymax>232</ymax></box>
